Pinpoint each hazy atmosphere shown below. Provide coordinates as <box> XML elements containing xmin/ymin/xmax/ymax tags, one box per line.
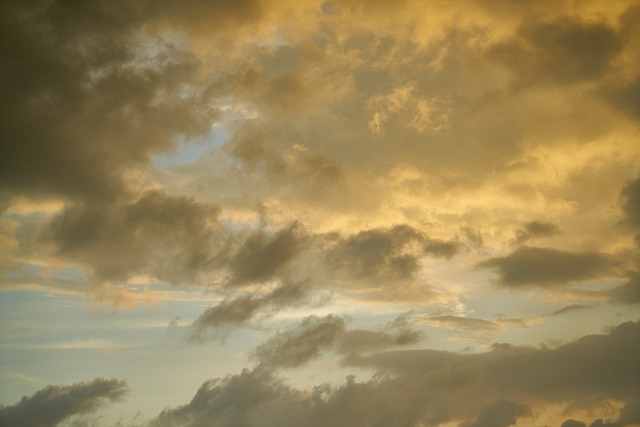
<box><xmin>1</xmin><ymin>0</ymin><xmax>639</xmax><ymax>426</ymax></box>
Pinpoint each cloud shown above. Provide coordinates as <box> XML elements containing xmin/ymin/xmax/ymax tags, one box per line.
<box><xmin>490</xmin><ymin>17</ymin><xmax>623</xmax><ymax>87</ymax></box>
<box><xmin>610</xmin><ymin>273</ymin><xmax>640</xmax><ymax>304</ymax></box>
<box><xmin>422</xmin><ymin>315</ymin><xmax>504</xmax><ymax>333</ymax></box>
<box><xmin>47</xmin><ymin>190</ymin><xmax>220</xmax><ymax>283</ymax></box>
<box><xmin>187</xmin><ymin>280</ymin><xmax>309</xmax><ymax>342</ymax></box>
<box><xmin>0</xmin><ymin>378</ymin><xmax>127</xmax><ymax>427</ymax></box>
<box><xmin>335</xmin><ymin>328</ymin><xmax>422</xmax><ymax>355</ymax></box>
<box><xmin>480</xmin><ymin>247</ymin><xmax>616</xmax><ymax>287</ymax></box>
<box><xmin>252</xmin><ymin>315</ymin><xmax>346</xmax><ymax>369</ymax></box>
<box><xmin>149</xmin><ymin>321</ymin><xmax>640</xmax><ymax>427</ymax></box>
<box><xmin>552</xmin><ymin>305</ymin><xmax>592</xmax><ymax>316</ymax></box>
<box><xmin>461</xmin><ymin>399</ymin><xmax>531</xmax><ymax>427</ymax></box>
<box><xmin>513</xmin><ymin>221</ymin><xmax>560</xmax><ymax>245</ymax></box>
<box><xmin>228</xmin><ymin>222</ymin><xmax>306</xmax><ymax>286</ymax></box>
<box><xmin>562</xmin><ymin>420</ymin><xmax>587</xmax><ymax>427</ymax></box>
<box><xmin>0</xmin><ymin>0</ymin><xmax>219</xmax><ymax>203</ymax></box>
<box><xmin>621</xmin><ymin>177</ymin><xmax>640</xmax><ymax>230</ymax></box>
<box><xmin>327</xmin><ymin>224</ymin><xmax>458</xmax><ymax>283</ymax></box>
<box><xmin>349</xmin><ymin>320</ymin><xmax>640</xmax><ymax>404</ymax></box>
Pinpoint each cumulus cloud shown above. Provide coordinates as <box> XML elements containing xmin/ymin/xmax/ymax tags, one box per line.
<box><xmin>0</xmin><ymin>378</ymin><xmax>127</xmax><ymax>427</ymax></box>
<box><xmin>480</xmin><ymin>247</ymin><xmax>616</xmax><ymax>287</ymax></box>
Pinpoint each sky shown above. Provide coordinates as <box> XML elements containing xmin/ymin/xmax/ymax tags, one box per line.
<box><xmin>0</xmin><ymin>0</ymin><xmax>639</xmax><ymax>426</ymax></box>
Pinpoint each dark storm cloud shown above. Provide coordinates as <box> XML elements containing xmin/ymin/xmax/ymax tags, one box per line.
<box><xmin>47</xmin><ymin>190</ymin><xmax>220</xmax><ymax>283</ymax></box>
<box><xmin>0</xmin><ymin>0</ymin><xmax>218</xmax><ymax>203</ymax></box>
<box><xmin>461</xmin><ymin>399</ymin><xmax>531</xmax><ymax>427</ymax></box>
<box><xmin>0</xmin><ymin>378</ymin><xmax>127</xmax><ymax>427</ymax></box>
<box><xmin>228</xmin><ymin>222</ymin><xmax>306</xmax><ymax>286</ymax></box>
<box><xmin>562</xmin><ymin>420</ymin><xmax>587</xmax><ymax>427</ymax></box>
<box><xmin>480</xmin><ymin>247</ymin><xmax>615</xmax><ymax>287</ymax></box>
<box><xmin>490</xmin><ymin>17</ymin><xmax>623</xmax><ymax>87</ymax></box>
<box><xmin>513</xmin><ymin>221</ymin><xmax>560</xmax><ymax>245</ymax></box>
<box><xmin>187</xmin><ymin>280</ymin><xmax>309</xmax><ymax>342</ymax></box>
<box><xmin>149</xmin><ymin>321</ymin><xmax>640</xmax><ymax>427</ymax></box>
<box><xmin>252</xmin><ymin>315</ymin><xmax>346</xmax><ymax>369</ymax></box>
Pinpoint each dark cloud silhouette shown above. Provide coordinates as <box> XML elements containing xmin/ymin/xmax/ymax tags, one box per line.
<box><xmin>0</xmin><ymin>378</ymin><xmax>127</xmax><ymax>427</ymax></box>
<box><xmin>562</xmin><ymin>420</ymin><xmax>587</xmax><ymax>427</ymax></box>
<box><xmin>47</xmin><ymin>190</ymin><xmax>220</xmax><ymax>283</ymax></box>
<box><xmin>148</xmin><ymin>321</ymin><xmax>640</xmax><ymax>427</ymax></box>
<box><xmin>327</xmin><ymin>225</ymin><xmax>459</xmax><ymax>283</ymax></box>
<box><xmin>252</xmin><ymin>315</ymin><xmax>346</xmax><ymax>369</ymax></box>
<box><xmin>187</xmin><ymin>280</ymin><xmax>309</xmax><ymax>342</ymax></box>
<box><xmin>461</xmin><ymin>399</ymin><xmax>531</xmax><ymax>427</ymax></box>
<box><xmin>480</xmin><ymin>247</ymin><xmax>615</xmax><ymax>287</ymax></box>
<box><xmin>513</xmin><ymin>221</ymin><xmax>560</xmax><ymax>245</ymax></box>
<box><xmin>228</xmin><ymin>223</ymin><xmax>306</xmax><ymax>286</ymax></box>
<box><xmin>490</xmin><ymin>17</ymin><xmax>623</xmax><ymax>87</ymax></box>
<box><xmin>0</xmin><ymin>0</ymin><xmax>218</xmax><ymax>203</ymax></box>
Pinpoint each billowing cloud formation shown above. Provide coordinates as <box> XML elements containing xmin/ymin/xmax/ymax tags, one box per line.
<box><xmin>0</xmin><ymin>0</ymin><xmax>217</xmax><ymax>203</ymax></box>
<box><xmin>480</xmin><ymin>247</ymin><xmax>616</xmax><ymax>287</ymax></box>
<box><xmin>0</xmin><ymin>378</ymin><xmax>127</xmax><ymax>427</ymax></box>
<box><xmin>149</xmin><ymin>320</ymin><xmax>640</xmax><ymax>427</ymax></box>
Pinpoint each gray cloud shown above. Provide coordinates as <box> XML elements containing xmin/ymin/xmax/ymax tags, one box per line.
<box><xmin>424</xmin><ymin>315</ymin><xmax>503</xmax><ymax>333</ymax></box>
<box><xmin>327</xmin><ymin>225</ymin><xmax>459</xmax><ymax>283</ymax></box>
<box><xmin>622</xmin><ymin>178</ymin><xmax>640</xmax><ymax>230</ymax></box>
<box><xmin>562</xmin><ymin>420</ymin><xmax>587</xmax><ymax>427</ymax></box>
<box><xmin>251</xmin><ymin>315</ymin><xmax>346</xmax><ymax>369</ymax></box>
<box><xmin>461</xmin><ymin>399</ymin><xmax>531</xmax><ymax>427</ymax></box>
<box><xmin>552</xmin><ymin>305</ymin><xmax>592</xmax><ymax>316</ymax></box>
<box><xmin>187</xmin><ymin>280</ymin><xmax>309</xmax><ymax>342</ymax></box>
<box><xmin>480</xmin><ymin>247</ymin><xmax>615</xmax><ymax>287</ymax></box>
<box><xmin>0</xmin><ymin>378</ymin><xmax>127</xmax><ymax>427</ymax></box>
<box><xmin>513</xmin><ymin>221</ymin><xmax>560</xmax><ymax>245</ymax></box>
<box><xmin>47</xmin><ymin>190</ymin><xmax>220</xmax><ymax>283</ymax></box>
<box><xmin>610</xmin><ymin>273</ymin><xmax>640</xmax><ymax>305</ymax></box>
<box><xmin>149</xmin><ymin>321</ymin><xmax>640</xmax><ymax>427</ymax></box>
<box><xmin>335</xmin><ymin>328</ymin><xmax>422</xmax><ymax>356</ymax></box>
<box><xmin>228</xmin><ymin>223</ymin><xmax>306</xmax><ymax>286</ymax></box>
<box><xmin>350</xmin><ymin>320</ymin><xmax>640</xmax><ymax>404</ymax></box>
<box><xmin>0</xmin><ymin>0</ymin><xmax>218</xmax><ymax>203</ymax></box>
<box><xmin>490</xmin><ymin>17</ymin><xmax>623</xmax><ymax>87</ymax></box>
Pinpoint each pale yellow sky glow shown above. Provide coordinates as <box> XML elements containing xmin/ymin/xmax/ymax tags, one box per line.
<box><xmin>1</xmin><ymin>1</ymin><xmax>639</xmax><ymax>426</ymax></box>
